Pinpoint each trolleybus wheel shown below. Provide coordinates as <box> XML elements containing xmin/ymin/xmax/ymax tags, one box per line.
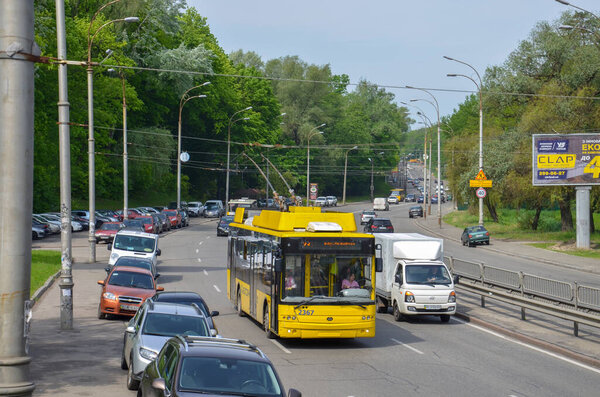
<box><xmin>263</xmin><ymin>306</ymin><xmax>276</xmax><ymax>339</ymax></box>
<box><xmin>236</xmin><ymin>290</ymin><xmax>244</xmax><ymax>317</ymax></box>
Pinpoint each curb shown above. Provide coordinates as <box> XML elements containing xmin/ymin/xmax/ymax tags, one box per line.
<box><xmin>454</xmin><ymin>311</ymin><xmax>600</xmax><ymax>370</ymax></box>
<box><xmin>30</xmin><ymin>269</ymin><xmax>61</xmax><ymax>307</ymax></box>
<box><xmin>413</xmin><ymin>217</ymin><xmax>600</xmax><ymax>276</ymax></box>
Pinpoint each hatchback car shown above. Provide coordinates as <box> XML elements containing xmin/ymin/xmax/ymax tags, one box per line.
<box><xmin>95</xmin><ymin>221</ymin><xmax>124</xmax><ymax>243</ymax></box>
<box><xmin>326</xmin><ymin>196</ymin><xmax>337</xmax><ymax>206</ymax></box>
<box><xmin>363</xmin><ymin>218</ymin><xmax>394</xmax><ymax>233</ymax></box>
<box><xmin>203</xmin><ymin>201</ymin><xmax>225</xmax><ymax>218</ymax></box>
<box><xmin>217</xmin><ymin>215</ymin><xmax>235</xmax><ymax>236</ymax></box>
<box><xmin>461</xmin><ymin>226</ymin><xmax>490</xmax><ymax>247</ymax></box>
<box><xmin>97</xmin><ymin>266</ymin><xmax>164</xmax><ymax>319</ymax></box>
<box><xmin>138</xmin><ymin>336</ymin><xmax>301</xmax><ymax>397</ymax></box>
<box><xmin>387</xmin><ymin>195</ymin><xmax>399</xmax><ymax>204</ymax></box>
<box><xmin>408</xmin><ymin>205</ymin><xmax>424</xmax><ymax>218</ymax></box>
<box><xmin>162</xmin><ymin>209</ymin><xmax>182</xmax><ymax>228</ymax></box>
<box><xmin>107</xmin><ymin>256</ymin><xmax>159</xmax><ymax>280</ymax></box>
<box><xmin>405</xmin><ymin>194</ymin><xmax>416</xmax><ymax>202</ymax></box>
<box><xmin>187</xmin><ymin>202</ymin><xmax>204</xmax><ymax>217</ymax></box>
<box><xmin>137</xmin><ymin>216</ymin><xmax>158</xmax><ymax>234</ymax></box>
<box><xmin>32</xmin><ymin>221</ymin><xmax>48</xmax><ymax>239</ymax></box>
<box><xmin>360</xmin><ymin>210</ymin><xmax>376</xmax><ymax>225</ymax></box>
<box><xmin>122</xmin><ymin>301</ymin><xmax>213</xmax><ymax>390</ymax></box>
<box><xmin>150</xmin><ymin>291</ymin><xmax>219</xmax><ymax>334</ymax></box>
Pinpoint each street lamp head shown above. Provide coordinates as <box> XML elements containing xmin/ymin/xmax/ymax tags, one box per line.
<box><xmin>197</xmin><ymin>95</ymin><xmax>207</xmax><ymax>98</ymax></box>
<box><xmin>123</xmin><ymin>17</ymin><xmax>140</xmax><ymax>23</ymax></box>
<box><xmin>378</xmin><ymin>151</ymin><xmax>384</xmax><ymax>155</ymax></box>
<box><xmin>280</xmin><ymin>112</ymin><xmax>287</xmax><ymax>116</ymax></box>
<box><xmin>410</xmin><ymin>99</ymin><xmax>419</xmax><ymax>102</ymax></box>
<box><xmin>558</xmin><ymin>25</ymin><xmax>576</xmax><ymax>31</ymax></box>
<box><xmin>318</xmin><ymin>123</ymin><xmax>326</xmax><ymax>128</ymax></box>
<box><xmin>443</xmin><ymin>55</ymin><xmax>454</xmax><ymax>61</ymax></box>
<box><xmin>447</xmin><ymin>73</ymin><xmax>458</xmax><ymax>77</ymax></box>
<box><xmin>368</xmin><ymin>158</ymin><xmax>372</xmax><ymax>162</ymax></box>
<box><xmin>405</xmin><ymin>85</ymin><xmax>415</xmax><ymax>89</ymax></box>
<box><xmin>201</xmin><ymin>81</ymin><xmax>211</xmax><ymax>86</ymax></box>
<box><xmin>352</xmin><ymin>145</ymin><xmax>358</xmax><ymax>149</ymax></box>
<box><xmin>555</xmin><ymin>0</ymin><xmax>570</xmax><ymax>5</ymax></box>
<box><xmin>318</xmin><ymin>131</ymin><xmax>324</xmax><ymax>134</ymax></box>
<box><xmin>242</xmin><ymin>117</ymin><xmax>250</xmax><ymax>121</ymax></box>
<box><xmin>244</xmin><ymin>106</ymin><xmax>252</xmax><ymax>111</ymax></box>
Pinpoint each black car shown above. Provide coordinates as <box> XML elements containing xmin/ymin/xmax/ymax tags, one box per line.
<box><xmin>405</xmin><ymin>194</ymin><xmax>416</xmax><ymax>202</ymax></box>
<box><xmin>138</xmin><ymin>336</ymin><xmax>301</xmax><ymax>397</ymax></box>
<box><xmin>217</xmin><ymin>215</ymin><xmax>235</xmax><ymax>236</ymax></box>
<box><xmin>363</xmin><ymin>218</ymin><xmax>394</xmax><ymax>233</ymax></box>
<box><xmin>107</xmin><ymin>256</ymin><xmax>159</xmax><ymax>279</ymax></box>
<box><xmin>408</xmin><ymin>205</ymin><xmax>423</xmax><ymax>218</ymax></box>
<box><xmin>150</xmin><ymin>291</ymin><xmax>219</xmax><ymax>334</ymax></box>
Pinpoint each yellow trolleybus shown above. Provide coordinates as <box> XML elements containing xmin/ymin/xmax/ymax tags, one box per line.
<box><xmin>227</xmin><ymin>206</ymin><xmax>381</xmax><ymax>339</ymax></box>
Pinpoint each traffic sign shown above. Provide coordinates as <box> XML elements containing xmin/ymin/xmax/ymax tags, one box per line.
<box><xmin>476</xmin><ymin>187</ymin><xmax>487</xmax><ymax>198</ymax></box>
<box><xmin>180</xmin><ymin>151</ymin><xmax>190</xmax><ymax>163</ymax></box>
<box><xmin>469</xmin><ymin>180</ymin><xmax>493</xmax><ymax>188</ymax></box>
<box><xmin>475</xmin><ymin>169</ymin><xmax>487</xmax><ymax>180</ymax></box>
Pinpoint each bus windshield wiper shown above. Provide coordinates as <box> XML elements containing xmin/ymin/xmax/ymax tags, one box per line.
<box><xmin>294</xmin><ymin>295</ymin><xmax>328</xmax><ymax>310</ymax></box>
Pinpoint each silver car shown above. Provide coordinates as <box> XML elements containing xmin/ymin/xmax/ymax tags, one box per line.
<box><xmin>315</xmin><ymin>196</ymin><xmax>328</xmax><ymax>207</ymax></box>
<box><xmin>187</xmin><ymin>201</ymin><xmax>204</xmax><ymax>217</ymax></box>
<box><xmin>122</xmin><ymin>301</ymin><xmax>215</xmax><ymax>390</ymax></box>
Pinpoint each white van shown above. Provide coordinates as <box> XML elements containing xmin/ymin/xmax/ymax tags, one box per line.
<box><xmin>108</xmin><ymin>230</ymin><xmax>161</xmax><ymax>266</ymax></box>
<box><xmin>373</xmin><ymin>197</ymin><xmax>389</xmax><ymax>211</ymax></box>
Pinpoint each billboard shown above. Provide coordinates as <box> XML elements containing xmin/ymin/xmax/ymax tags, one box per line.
<box><xmin>309</xmin><ymin>183</ymin><xmax>318</xmax><ymax>200</ymax></box>
<box><xmin>532</xmin><ymin>134</ymin><xmax>600</xmax><ymax>186</ymax></box>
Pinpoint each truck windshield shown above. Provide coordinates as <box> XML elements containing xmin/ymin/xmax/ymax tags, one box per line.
<box><xmin>282</xmin><ymin>254</ymin><xmax>372</xmax><ymax>302</ymax></box>
<box><xmin>405</xmin><ymin>264</ymin><xmax>451</xmax><ymax>285</ymax></box>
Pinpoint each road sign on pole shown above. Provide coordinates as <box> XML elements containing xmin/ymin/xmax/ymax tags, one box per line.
<box><xmin>476</xmin><ymin>187</ymin><xmax>487</xmax><ymax>198</ymax></box>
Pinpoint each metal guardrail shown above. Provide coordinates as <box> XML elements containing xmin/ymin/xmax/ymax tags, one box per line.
<box><xmin>445</xmin><ymin>256</ymin><xmax>600</xmax><ymax>336</ymax></box>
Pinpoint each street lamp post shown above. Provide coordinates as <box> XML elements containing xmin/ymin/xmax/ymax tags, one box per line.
<box><xmin>343</xmin><ymin>146</ymin><xmax>358</xmax><ymax>205</ymax></box>
<box><xmin>306</xmin><ymin>124</ymin><xmax>326</xmax><ymax>205</ymax></box>
<box><xmin>444</xmin><ymin>56</ymin><xmax>484</xmax><ymax>226</ymax></box>
<box><xmin>368</xmin><ymin>152</ymin><xmax>385</xmax><ymax>202</ymax></box>
<box><xmin>86</xmin><ymin>1</ymin><xmax>138</xmax><ymax>263</ymax></box>
<box><xmin>177</xmin><ymin>82</ymin><xmax>210</xmax><ymax>209</ymax></box>
<box><xmin>226</xmin><ymin>107</ymin><xmax>253</xmax><ymax>206</ymax></box>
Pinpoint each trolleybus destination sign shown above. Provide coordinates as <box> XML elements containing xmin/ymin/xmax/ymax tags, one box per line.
<box><xmin>532</xmin><ymin>134</ymin><xmax>600</xmax><ymax>186</ymax></box>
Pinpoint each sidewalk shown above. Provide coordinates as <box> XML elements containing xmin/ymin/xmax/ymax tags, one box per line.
<box><xmin>414</xmin><ymin>204</ymin><xmax>600</xmax><ymax>275</ymax></box>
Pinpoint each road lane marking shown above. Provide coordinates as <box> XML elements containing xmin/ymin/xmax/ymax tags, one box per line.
<box><xmin>198</xmin><ymin>241</ymin><xmax>203</xmax><ymax>245</ymax></box>
<box><xmin>203</xmin><ymin>269</ymin><xmax>208</xmax><ymax>276</ymax></box>
<box><xmin>213</xmin><ymin>285</ymin><xmax>221</xmax><ymax>293</ymax></box>
<box><xmin>391</xmin><ymin>338</ymin><xmax>424</xmax><ymax>355</ymax></box>
<box><xmin>453</xmin><ymin>318</ymin><xmax>600</xmax><ymax>374</ymax></box>
<box><xmin>195</xmin><ymin>249</ymin><xmax>199</xmax><ymax>253</ymax></box>
<box><xmin>197</xmin><ymin>258</ymin><xmax>202</xmax><ymax>263</ymax></box>
<box><xmin>271</xmin><ymin>339</ymin><xmax>291</xmax><ymax>354</ymax></box>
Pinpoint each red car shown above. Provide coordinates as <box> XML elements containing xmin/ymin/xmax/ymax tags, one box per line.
<box><xmin>137</xmin><ymin>216</ymin><xmax>157</xmax><ymax>234</ymax></box>
<box><xmin>162</xmin><ymin>209</ymin><xmax>181</xmax><ymax>228</ymax></box>
<box><xmin>95</xmin><ymin>222</ymin><xmax>124</xmax><ymax>243</ymax></box>
<box><xmin>97</xmin><ymin>266</ymin><xmax>163</xmax><ymax>319</ymax></box>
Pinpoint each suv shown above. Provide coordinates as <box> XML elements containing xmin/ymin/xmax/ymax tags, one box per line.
<box><xmin>203</xmin><ymin>200</ymin><xmax>225</xmax><ymax>218</ymax></box>
<box><xmin>314</xmin><ymin>196</ymin><xmax>328</xmax><ymax>207</ymax></box>
<box><xmin>187</xmin><ymin>202</ymin><xmax>204</xmax><ymax>217</ymax></box>
<box><xmin>408</xmin><ymin>205</ymin><xmax>424</xmax><ymax>218</ymax></box>
<box><xmin>138</xmin><ymin>336</ymin><xmax>301</xmax><ymax>397</ymax></box>
<box><xmin>326</xmin><ymin>196</ymin><xmax>337</xmax><ymax>207</ymax></box>
<box><xmin>363</xmin><ymin>218</ymin><xmax>394</xmax><ymax>233</ymax></box>
<box><xmin>122</xmin><ymin>301</ymin><xmax>214</xmax><ymax>390</ymax></box>
<box><xmin>405</xmin><ymin>194</ymin><xmax>416</xmax><ymax>202</ymax></box>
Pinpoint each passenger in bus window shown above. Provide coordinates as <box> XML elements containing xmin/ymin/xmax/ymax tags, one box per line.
<box><xmin>342</xmin><ymin>273</ymin><xmax>360</xmax><ymax>289</ymax></box>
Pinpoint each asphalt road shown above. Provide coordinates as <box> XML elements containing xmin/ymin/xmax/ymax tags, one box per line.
<box><xmin>31</xmin><ymin>213</ymin><xmax>600</xmax><ymax>396</ymax></box>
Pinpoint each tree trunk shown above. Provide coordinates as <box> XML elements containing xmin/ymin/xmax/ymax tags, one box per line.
<box><xmin>532</xmin><ymin>205</ymin><xmax>542</xmax><ymax>231</ymax></box>
<box><xmin>485</xmin><ymin>198</ymin><xmax>499</xmax><ymax>222</ymax></box>
<box><xmin>590</xmin><ymin>207</ymin><xmax>595</xmax><ymax>234</ymax></box>
<box><xmin>558</xmin><ymin>199</ymin><xmax>574</xmax><ymax>231</ymax></box>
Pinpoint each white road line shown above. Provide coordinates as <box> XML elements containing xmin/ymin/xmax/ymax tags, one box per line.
<box><xmin>195</xmin><ymin>248</ymin><xmax>199</xmax><ymax>253</ymax></box>
<box><xmin>198</xmin><ymin>241</ymin><xmax>203</xmax><ymax>245</ymax></box>
<box><xmin>213</xmin><ymin>285</ymin><xmax>221</xmax><ymax>293</ymax></box>
<box><xmin>453</xmin><ymin>318</ymin><xmax>600</xmax><ymax>374</ymax></box>
<box><xmin>391</xmin><ymin>338</ymin><xmax>424</xmax><ymax>355</ymax></box>
<box><xmin>270</xmin><ymin>339</ymin><xmax>292</xmax><ymax>354</ymax></box>
<box><xmin>197</xmin><ymin>258</ymin><xmax>202</xmax><ymax>263</ymax></box>
<box><xmin>203</xmin><ymin>269</ymin><xmax>208</xmax><ymax>276</ymax></box>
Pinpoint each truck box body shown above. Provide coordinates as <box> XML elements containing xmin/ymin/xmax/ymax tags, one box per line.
<box><xmin>374</xmin><ymin>233</ymin><xmax>455</xmax><ymax>322</ymax></box>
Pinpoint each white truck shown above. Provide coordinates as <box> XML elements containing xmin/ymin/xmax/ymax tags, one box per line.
<box><xmin>374</xmin><ymin>233</ymin><xmax>456</xmax><ymax>322</ymax></box>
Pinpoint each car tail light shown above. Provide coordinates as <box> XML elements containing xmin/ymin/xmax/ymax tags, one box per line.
<box><xmin>469</xmin><ymin>234</ymin><xmax>473</xmax><ymax>238</ymax></box>
<box><xmin>371</xmin><ymin>225</ymin><xmax>377</xmax><ymax>229</ymax></box>
<box><xmin>485</xmin><ymin>232</ymin><xmax>489</xmax><ymax>236</ymax></box>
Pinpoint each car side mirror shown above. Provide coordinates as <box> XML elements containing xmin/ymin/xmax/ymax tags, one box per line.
<box><xmin>210</xmin><ymin>310</ymin><xmax>219</xmax><ymax>317</ymax></box>
<box><xmin>288</xmin><ymin>389</ymin><xmax>302</xmax><ymax>397</ymax></box>
<box><xmin>151</xmin><ymin>378</ymin><xmax>166</xmax><ymax>391</ymax></box>
<box><xmin>210</xmin><ymin>329</ymin><xmax>218</xmax><ymax>337</ymax></box>
<box><xmin>156</xmin><ymin>248</ymin><xmax>161</xmax><ymax>256</ymax></box>
<box><xmin>395</xmin><ymin>274</ymin><xmax>403</xmax><ymax>284</ymax></box>
<box><xmin>104</xmin><ymin>267</ymin><xmax>111</xmax><ymax>273</ymax></box>
<box><xmin>107</xmin><ymin>243</ymin><xmax>112</xmax><ymax>251</ymax></box>
<box><xmin>156</xmin><ymin>286</ymin><xmax>164</xmax><ymax>292</ymax></box>
<box><xmin>375</xmin><ymin>258</ymin><xmax>383</xmax><ymax>273</ymax></box>
<box><xmin>97</xmin><ymin>280</ymin><xmax>105</xmax><ymax>286</ymax></box>
<box><xmin>125</xmin><ymin>325</ymin><xmax>136</xmax><ymax>334</ymax></box>
<box><xmin>154</xmin><ymin>273</ymin><xmax>160</xmax><ymax>279</ymax></box>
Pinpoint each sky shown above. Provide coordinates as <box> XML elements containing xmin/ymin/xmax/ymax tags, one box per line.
<box><xmin>187</xmin><ymin>0</ymin><xmax>598</xmax><ymax>125</ymax></box>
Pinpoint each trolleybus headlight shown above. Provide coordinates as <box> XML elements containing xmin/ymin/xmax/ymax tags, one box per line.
<box><xmin>448</xmin><ymin>291</ymin><xmax>456</xmax><ymax>303</ymax></box>
<box><xmin>405</xmin><ymin>291</ymin><xmax>415</xmax><ymax>303</ymax></box>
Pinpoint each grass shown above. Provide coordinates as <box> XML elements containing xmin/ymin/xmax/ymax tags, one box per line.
<box><xmin>31</xmin><ymin>250</ymin><xmax>61</xmax><ymax>294</ymax></box>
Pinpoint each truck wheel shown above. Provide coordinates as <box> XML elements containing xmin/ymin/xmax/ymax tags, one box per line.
<box><xmin>440</xmin><ymin>315</ymin><xmax>450</xmax><ymax>323</ymax></box>
<box><xmin>393</xmin><ymin>303</ymin><xmax>403</xmax><ymax>322</ymax></box>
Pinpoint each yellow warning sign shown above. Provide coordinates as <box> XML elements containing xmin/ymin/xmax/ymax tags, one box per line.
<box><xmin>475</xmin><ymin>170</ymin><xmax>487</xmax><ymax>180</ymax></box>
<box><xmin>470</xmin><ymin>180</ymin><xmax>493</xmax><ymax>188</ymax></box>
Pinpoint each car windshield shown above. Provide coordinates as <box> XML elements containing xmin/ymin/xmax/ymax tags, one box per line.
<box><xmin>139</xmin><ymin>218</ymin><xmax>153</xmax><ymax>225</ymax></box>
<box><xmin>178</xmin><ymin>357</ymin><xmax>282</xmax><ymax>396</ymax></box>
<box><xmin>101</xmin><ymin>223</ymin><xmax>121</xmax><ymax>230</ymax></box>
<box><xmin>363</xmin><ymin>211</ymin><xmax>375</xmax><ymax>216</ymax></box>
<box><xmin>108</xmin><ymin>271</ymin><xmax>154</xmax><ymax>289</ymax></box>
<box><xmin>163</xmin><ymin>210</ymin><xmax>177</xmax><ymax>216</ymax></box>
<box><xmin>220</xmin><ymin>216</ymin><xmax>234</xmax><ymax>224</ymax></box>
<box><xmin>405</xmin><ymin>265</ymin><xmax>451</xmax><ymax>285</ymax></box>
<box><xmin>468</xmin><ymin>226</ymin><xmax>487</xmax><ymax>232</ymax></box>
<box><xmin>205</xmin><ymin>204</ymin><xmax>218</xmax><ymax>210</ymax></box>
<box><xmin>114</xmin><ymin>258</ymin><xmax>152</xmax><ymax>272</ymax></box>
<box><xmin>142</xmin><ymin>313</ymin><xmax>208</xmax><ymax>337</ymax></box>
<box><xmin>113</xmin><ymin>235</ymin><xmax>155</xmax><ymax>253</ymax></box>
<box><xmin>123</xmin><ymin>220</ymin><xmax>143</xmax><ymax>227</ymax></box>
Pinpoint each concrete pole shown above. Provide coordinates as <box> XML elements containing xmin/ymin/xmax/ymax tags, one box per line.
<box><xmin>306</xmin><ymin>143</ymin><xmax>311</xmax><ymax>205</ymax></box>
<box><xmin>177</xmin><ymin>106</ymin><xmax>183</xmax><ymax>209</ymax></box>
<box><xmin>0</xmin><ymin>0</ymin><xmax>36</xmax><ymax>394</ymax></box>
<box><xmin>369</xmin><ymin>159</ymin><xmax>374</xmax><ymax>202</ymax></box>
<box><xmin>56</xmin><ymin>0</ymin><xmax>74</xmax><ymax>330</ymax></box>
<box><xmin>423</xmin><ymin>134</ymin><xmax>427</xmax><ymax>220</ymax></box>
<box><xmin>478</xmin><ymin>102</ymin><xmax>484</xmax><ymax>226</ymax></box>
<box><xmin>121</xmin><ymin>74</ymin><xmax>128</xmax><ymax>220</ymax></box>
<box><xmin>266</xmin><ymin>154</ymin><xmax>270</xmax><ymax>202</ymax></box>
<box><xmin>87</xmin><ymin>65</ymin><xmax>96</xmax><ymax>263</ymax></box>
<box><xmin>576</xmin><ymin>186</ymin><xmax>591</xmax><ymax>249</ymax></box>
<box><xmin>428</xmin><ymin>139</ymin><xmax>433</xmax><ymax>215</ymax></box>
<box><xmin>343</xmin><ymin>152</ymin><xmax>349</xmax><ymax>205</ymax></box>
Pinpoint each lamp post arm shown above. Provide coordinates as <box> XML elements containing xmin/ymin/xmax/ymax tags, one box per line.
<box><xmin>88</xmin><ymin>0</ymin><xmax>123</xmax><ymax>49</ymax></box>
<box><xmin>88</xmin><ymin>18</ymin><xmax>126</xmax><ymax>64</ymax></box>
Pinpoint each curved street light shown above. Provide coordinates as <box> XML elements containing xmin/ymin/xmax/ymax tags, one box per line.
<box><xmin>86</xmin><ymin>0</ymin><xmax>138</xmax><ymax>263</ymax></box>
<box><xmin>306</xmin><ymin>123</ymin><xmax>326</xmax><ymax>205</ymax></box>
<box><xmin>177</xmin><ymin>82</ymin><xmax>211</xmax><ymax>209</ymax></box>
<box><xmin>368</xmin><ymin>152</ymin><xmax>385</xmax><ymax>202</ymax></box>
<box><xmin>226</xmin><ymin>107</ymin><xmax>253</xmax><ymax>206</ymax></box>
<box><xmin>343</xmin><ymin>146</ymin><xmax>358</xmax><ymax>205</ymax></box>
<box><xmin>444</xmin><ymin>56</ymin><xmax>484</xmax><ymax>226</ymax></box>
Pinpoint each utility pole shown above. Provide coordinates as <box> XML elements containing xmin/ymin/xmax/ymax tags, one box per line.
<box><xmin>56</xmin><ymin>0</ymin><xmax>74</xmax><ymax>330</ymax></box>
<box><xmin>0</xmin><ymin>0</ymin><xmax>36</xmax><ymax>395</ymax></box>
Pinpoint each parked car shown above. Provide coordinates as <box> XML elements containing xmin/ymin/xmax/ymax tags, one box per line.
<box><xmin>122</xmin><ymin>301</ymin><xmax>213</xmax><ymax>390</ymax></box>
<box><xmin>315</xmin><ymin>196</ymin><xmax>328</xmax><ymax>207</ymax></box>
<box><xmin>122</xmin><ymin>219</ymin><xmax>145</xmax><ymax>232</ymax></box>
<box><xmin>187</xmin><ymin>201</ymin><xmax>204</xmax><ymax>217</ymax></box>
<box><xmin>137</xmin><ymin>216</ymin><xmax>158</xmax><ymax>234</ymax></box>
<box><xmin>408</xmin><ymin>205</ymin><xmax>424</xmax><ymax>218</ymax></box>
<box><xmin>217</xmin><ymin>215</ymin><xmax>235</xmax><ymax>236</ymax></box>
<box><xmin>156</xmin><ymin>212</ymin><xmax>171</xmax><ymax>232</ymax></box>
<box><xmin>179</xmin><ymin>209</ymin><xmax>190</xmax><ymax>227</ymax></box>
<box><xmin>150</xmin><ymin>291</ymin><xmax>219</xmax><ymax>335</ymax></box>
<box><xmin>203</xmin><ymin>201</ymin><xmax>225</xmax><ymax>218</ymax></box>
<box><xmin>363</xmin><ymin>218</ymin><xmax>394</xmax><ymax>233</ymax></box>
<box><xmin>360</xmin><ymin>210</ymin><xmax>377</xmax><ymax>225</ymax></box>
<box><xmin>431</xmin><ymin>195</ymin><xmax>438</xmax><ymax>204</ymax></box>
<box><xmin>417</xmin><ymin>195</ymin><xmax>424</xmax><ymax>203</ymax></box>
<box><xmin>32</xmin><ymin>214</ymin><xmax>60</xmax><ymax>234</ymax></box>
<box><xmin>373</xmin><ymin>197</ymin><xmax>389</xmax><ymax>211</ymax></box>
<box><xmin>97</xmin><ymin>209</ymin><xmax>121</xmax><ymax>221</ymax></box>
<box><xmin>95</xmin><ymin>221</ymin><xmax>124</xmax><ymax>243</ymax></box>
<box><xmin>32</xmin><ymin>221</ymin><xmax>48</xmax><ymax>239</ymax></box>
<box><xmin>326</xmin><ymin>196</ymin><xmax>337</xmax><ymax>207</ymax></box>
<box><xmin>461</xmin><ymin>225</ymin><xmax>490</xmax><ymax>247</ymax></box>
<box><xmin>405</xmin><ymin>194</ymin><xmax>416</xmax><ymax>202</ymax></box>
<box><xmin>108</xmin><ymin>229</ymin><xmax>161</xmax><ymax>266</ymax></box>
<box><xmin>107</xmin><ymin>256</ymin><xmax>159</xmax><ymax>280</ymax></box>
<box><xmin>162</xmin><ymin>209</ymin><xmax>182</xmax><ymax>228</ymax></box>
<box><xmin>137</xmin><ymin>336</ymin><xmax>301</xmax><ymax>397</ymax></box>
<box><xmin>97</xmin><ymin>266</ymin><xmax>164</xmax><ymax>319</ymax></box>
<box><xmin>387</xmin><ymin>195</ymin><xmax>399</xmax><ymax>205</ymax></box>
<box><xmin>41</xmin><ymin>213</ymin><xmax>83</xmax><ymax>232</ymax></box>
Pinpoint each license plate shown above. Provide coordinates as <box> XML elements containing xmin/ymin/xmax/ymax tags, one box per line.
<box><xmin>424</xmin><ymin>305</ymin><xmax>442</xmax><ymax>310</ymax></box>
<box><xmin>120</xmin><ymin>304</ymin><xmax>138</xmax><ymax>311</ymax></box>
<box><xmin>100</xmin><ymin>236</ymin><xmax>109</xmax><ymax>239</ymax></box>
